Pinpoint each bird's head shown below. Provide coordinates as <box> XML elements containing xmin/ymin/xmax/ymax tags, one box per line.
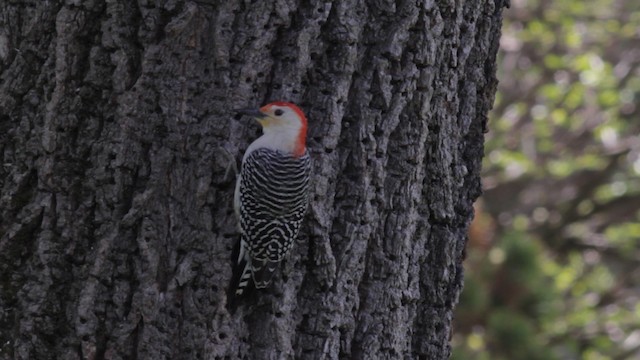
<box><xmin>236</xmin><ymin>101</ymin><xmax>308</xmax><ymax>157</ymax></box>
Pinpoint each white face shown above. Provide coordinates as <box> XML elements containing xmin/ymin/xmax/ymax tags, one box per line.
<box><xmin>257</xmin><ymin>104</ymin><xmax>305</xmax><ymax>131</ymax></box>
<box><xmin>241</xmin><ymin>102</ymin><xmax>308</xmax><ymax>157</ymax></box>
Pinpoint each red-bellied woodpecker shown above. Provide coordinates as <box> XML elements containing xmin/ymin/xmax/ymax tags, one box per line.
<box><xmin>231</xmin><ymin>101</ymin><xmax>311</xmax><ymax>298</ymax></box>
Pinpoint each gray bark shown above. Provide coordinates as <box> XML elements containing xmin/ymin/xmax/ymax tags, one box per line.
<box><xmin>0</xmin><ymin>0</ymin><xmax>507</xmax><ymax>359</ymax></box>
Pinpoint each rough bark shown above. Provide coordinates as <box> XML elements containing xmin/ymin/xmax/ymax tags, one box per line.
<box><xmin>0</xmin><ymin>0</ymin><xmax>506</xmax><ymax>359</ymax></box>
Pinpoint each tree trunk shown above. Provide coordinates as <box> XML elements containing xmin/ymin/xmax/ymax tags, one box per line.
<box><xmin>0</xmin><ymin>0</ymin><xmax>506</xmax><ymax>359</ymax></box>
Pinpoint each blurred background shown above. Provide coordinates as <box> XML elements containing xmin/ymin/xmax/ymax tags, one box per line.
<box><xmin>452</xmin><ymin>0</ymin><xmax>640</xmax><ymax>359</ymax></box>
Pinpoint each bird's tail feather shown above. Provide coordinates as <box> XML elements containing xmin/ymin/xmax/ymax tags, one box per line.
<box><xmin>252</xmin><ymin>260</ymin><xmax>278</xmax><ymax>289</ymax></box>
<box><xmin>234</xmin><ymin>259</ymin><xmax>253</xmax><ymax>296</ymax></box>
<box><xmin>227</xmin><ymin>239</ymin><xmax>254</xmax><ymax>312</ymax></box>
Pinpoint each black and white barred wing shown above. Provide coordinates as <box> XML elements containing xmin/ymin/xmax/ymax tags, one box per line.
<box><xmin>236</xmin><ymin>148</ymin><xmax>311</xmax><ymax>291</ymax></box>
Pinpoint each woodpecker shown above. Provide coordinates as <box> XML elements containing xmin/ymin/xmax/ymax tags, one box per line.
<box><xmin>231</xmin><ymin>101</ymin><xmax>311</xmax><ymax>298</ymax></box>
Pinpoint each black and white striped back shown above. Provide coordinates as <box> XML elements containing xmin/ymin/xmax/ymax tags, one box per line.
<box><xmin>237</xmin><ymin>148</ymin><xmax>311</xmax><ymax>290</ymax></box>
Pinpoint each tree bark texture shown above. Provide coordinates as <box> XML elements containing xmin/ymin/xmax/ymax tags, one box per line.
<box><xmin>0</xmin><ymin>0</ymin><xmax>506</xmax><ymax>359</ymax></box>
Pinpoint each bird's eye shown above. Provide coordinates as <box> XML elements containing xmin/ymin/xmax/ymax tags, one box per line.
<box><xmin>274</xmin><ymin>109</ymin><xmax>284</xmax><ymax>116</ymax></box>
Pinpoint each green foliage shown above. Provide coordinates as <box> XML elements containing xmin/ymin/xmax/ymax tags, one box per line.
<box><xmin>454</xmin><ymin>0</ymin><xmax>640</xmax><ymax>358</ymax></box>
<box><xmin>487</xmin><ymin>311</ymin><xmax>543</xmax><ymax>360</ymax></box>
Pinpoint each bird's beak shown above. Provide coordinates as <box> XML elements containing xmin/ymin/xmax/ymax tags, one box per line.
<box><xmin>234</xmin><ymin>108</ymin><xmax>267</xmax><ymax>119</ymax></box>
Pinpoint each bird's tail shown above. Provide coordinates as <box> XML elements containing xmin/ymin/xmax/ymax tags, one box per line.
<box><xmin>227</xmin><ymin>238</ymin><xmax>253</xmax><ymax>312</ymax></box>
<box><xmin>251</xmin><ymin>260</ymin><xmax>278</xmax><ymax>289</ymax></box>
<box><xmin>233</xmin><ymin>257</ymin><xmax>253</xmax><ymax>297</ymax></box>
